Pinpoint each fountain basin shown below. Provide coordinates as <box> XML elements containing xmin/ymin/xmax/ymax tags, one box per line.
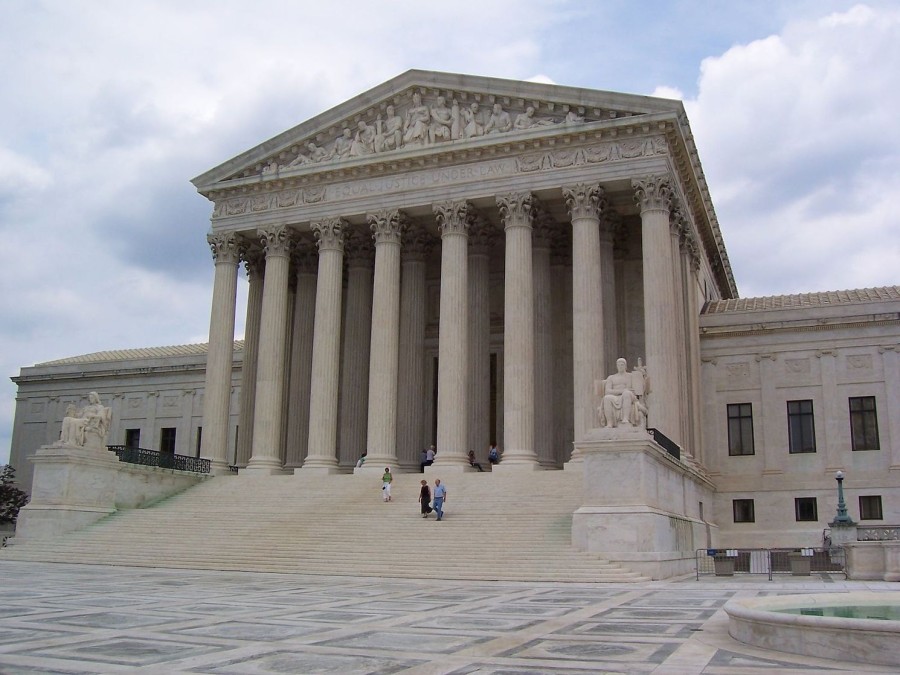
<box><xmin>724</xmin><ymin>592</ymin><xmax>900</xmax><ymax>667</ymax></box>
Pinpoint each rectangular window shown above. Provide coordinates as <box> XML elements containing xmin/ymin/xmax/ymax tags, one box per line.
<box><xmin>733</xmin><ymin>499</ymin><xmax>755</xmax><ymax>523</ymax></box>
<box><xmin>849</xmin><ymin>396</ymin><xmax>880</xmax><ymax>450</ymax></box>
<box><xmin>124</xmin><ymin>428</ymin><xmax>141</xmax><ymax>448</ymax></box>
<box><xmin>160</xmin><ymin>427</ymin><xmax>176</xmax><ymax>454</ymax></box>
<box><xmin>787</xmin><ymin>400</ymin><xmax>816</xmax><ymax>453</ymax></box>
<box><xmin>794</xmin><ymin>497</ymin><xmax>818</xmax><ymax>522</ymax></box>
<box><xmin>859</xmin><ymin>496</ymin><xmax>883</xmax><ymax>520</ymax></box>
<box><xmin>727</xmin><ymin>403</ymin><xmax>754</xmax><ymax>455</ymax></box>
<box><xmin>196</xmin><ymin>427</ymin><xmax>202</xmax><ymax>458</ymax></box>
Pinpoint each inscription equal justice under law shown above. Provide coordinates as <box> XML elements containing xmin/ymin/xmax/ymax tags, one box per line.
<box><xmin>327</xmin><ymin>159</ymin><xmax>514</xmax><ymax>201</ymax></box>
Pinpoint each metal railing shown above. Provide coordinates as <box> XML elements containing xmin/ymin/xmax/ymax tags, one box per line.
<box><xmin>696</xmin><ymin>547</ymin><xmax>845</xmax><ymax>580</ymax></box>
<box><xmin>107</xmin><ymin>446</ymin><xmax>211</xmax><ymax>474</ymax></box>
<box><xmin>648</xmin><ymin>428</ymin><xmax>681</xmax><ymax>460</ymax></box>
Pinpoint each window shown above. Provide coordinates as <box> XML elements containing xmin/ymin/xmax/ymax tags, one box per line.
<box><xmin>859</xmin><ymin>496</ymin><xmax>883</xmax><ymax>520</ymax></box>
<box><xmin>794</xmin><ymin>497</ymin><xmax>818</xmax><ymax>522</ymax></box>
<box><xmin>196</xmin><ymin>427</ymin><xmax>202</xmax><ymax>458</ymax></box>
<box><xmin>727</xmin><ymin>403</ymin><xmax>754</xmax><ymax>455</ymax></box>
<box><xmin>124</xmin><ymin>428</ymin><xmax>141</xmax><ymax>448</ymax></box>
<box><xmin>733</xmin><ymin>499</ymin><xmax>755</xmax><ymax>523</ymax></box>
<box><xmin>160</xmin><ymin>427</ymin><xmax>176</xmax><ymax>454</ymax></box>
<box><xmin>849</xmin><ymin>396</ymin><xmax>880</xmax><ymax>450</ymax></box>
<box><xmin>787</xmin><ymin>400</ymin><xmax>816</xmax><ymax>453</ymax></box>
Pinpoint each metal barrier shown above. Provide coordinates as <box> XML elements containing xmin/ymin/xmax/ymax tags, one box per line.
<box><xmin>647</xmin><ymin>428</ymin><xmax>681</xmax><ymax>460</ymax></box>
<box><xmin>696</xmin><ymin>547</ymin><xmax>845</xmax><ymax>580</ymax></box>
<box><xmin>106</xmin><ymin>446</ymin><xmax>211</xmax><ymax>474</ymax></box>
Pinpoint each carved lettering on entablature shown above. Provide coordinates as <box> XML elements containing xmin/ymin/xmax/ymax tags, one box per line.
<box><xmin>784</xmin><ymin>358</ymin><xmax>811</xmax><ymax>374</ymax></box>
<box><xmin>227</xmin><ymin>88</ymin><xmax>655</xmax><ymax>181</ymax></box>
<box><xmin>516</xmin><ymin>136</ymin><xmax>668</xmax><ymax>173</ymax></box>
<box><xmin>326</xmin><ymin>159</ymin><xmax>514</xmax><ymax>201</ymax></box>
<box><xmin>847</xmin><ymin>354</ymin><xmax>873</xmax><ymax>370</ymax></box>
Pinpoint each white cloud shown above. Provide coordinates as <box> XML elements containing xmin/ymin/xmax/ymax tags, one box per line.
<box><xmin>684</xmin><ymin>4</ymin><xmax>900</xmax><ymax>296</ymax></box>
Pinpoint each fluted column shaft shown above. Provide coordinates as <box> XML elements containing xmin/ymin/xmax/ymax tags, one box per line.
<box><xmin>200</xmin><ymin>233</ymin><xmax>240</xmax><ymax>473</ymax></box>
<box><xmin>397</xmin><ymin>229</ymin><xmax>431</xmax><ymax>470</ymax></box>
<box><xmin>467</xmin><ymin>217</ymin><xmax>493</xmax><ymax>460</ymax></box>
<box><xmin>303</xmin><ymin>219</ymin><xmax>346</xmax><ymax>470</ymax></box>
<box><xmin>564</xmin><ymin>183</ymin><xmax>606</xmax><ymax>446</ymax></box>
<box><xmin>533</xmin><ymin>217</ymin><xmax>555</xmax><ymax>467</ymax></box>
<box><xmin>434</xmin><ymin>201</ymin><xmax>470</xmax><ymax>466</ymax></box>
<box><xmin>284</xmin><ymin>249</ymin><xmax>317</xmax><ymax>469</ymax></box>
<box><xmin>339</xmin><ymin>233</ymin><xmax>374</xmax><ymax>467</ymax></box>
<box><xmin>634</xmin><ymin>175</ymin><xmax>681</xmax><ymax>443</ymax></box>
<box><xmin>364</xmin><ymin>210</ymin><xmax>404</xmax><ymax>468</ymax></box>
<box><xmin>497</xmin><ymin>192</ymin><xmax>538</xmax><ymax>466</ymax></box>
<box><xmin>236</xmin><ymin>250</ymin><xmax>263</xmax><ymax>467</ymax></box>
<box><xmin>550</xmin><ymin>237</ymin><xmax>574</xmax><ymax>464</ymax></box>
<box><xmin>247</xmin><ymin>225</ymin><xmax>293</xmax><ymax>472</ymax></box>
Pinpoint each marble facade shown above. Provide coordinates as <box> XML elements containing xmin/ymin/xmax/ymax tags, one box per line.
<box><xmin>7</xmin><ymin>71</ymin><xmax>899</xmax><ymax>552</ymax></box>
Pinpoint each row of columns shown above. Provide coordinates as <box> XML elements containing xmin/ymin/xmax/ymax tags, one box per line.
<box><xmin>200</xmin><ymin>174</ymin><xmax>695</xmax><ymax>473</ymax></box>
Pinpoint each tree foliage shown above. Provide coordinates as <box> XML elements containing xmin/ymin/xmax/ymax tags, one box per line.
<box><xmin>0</xmin><ymin>465</ymin><xmax>29</xmax><ymax>525</ymax></box>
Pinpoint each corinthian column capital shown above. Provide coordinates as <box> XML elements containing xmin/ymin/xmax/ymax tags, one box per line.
<box><xmin>632</xmin><ymin>174</ymin><xmax>672</xmax><ymax>213</ymax></box>
<box><xmin>343</xmin><ymin>228</ymin><xmax>375</xmax><ymax>269</ymax></box>
<box><xmin>562</xmin><ymin>183</ymin><xmax>606</xmax><ymax>221</ymax></box>
<box><xmin>258</xmin><ymin>224</ymin><xmax>293</xmax><ymax>258</ymax></box>
<box><xmin>312</xmin><ymin>217</ymin><xmax>346</xmax><ymax>253</ymax></box>
<box><xmin>207</xmin><ymin>232</ymin><xmax>240</xmax><ymax>265</ymax></box>
<box><xmin>467</xmin><ymin>211</ymin><xmax>496</xmax><ymax>255</ymax></box>
<box><xmin>240</xmin><ymin>241</ymin><xmax>265</xmax><ymax>279</ymax></box>
<box><xmin>433</xmin><ymin>200</ymin><xmax>471</xmax><ymax>237</ymax></box>
<box><xmin>367</xmin><ymin>209</ymin><xmax>405</xmax><ymax>245</ymax></box>
<box><xmin>402</xmin><ymin>225</ymin><xmax>436</xmax><ymax>262</ymax></box>
<box><xmin>496</xmin><ymin>192</ymin><xmax>534</xmax><ymax>230</ymax></box>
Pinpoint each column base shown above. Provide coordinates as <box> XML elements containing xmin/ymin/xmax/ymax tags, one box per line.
<box><xmin>425</xmin><ymin>463</ymin><xmax>476</xmax><ymax>474</ymax></box>
<box><xmin>491</xmin><ymin>461</ymin><xmax>541</xmax><ymax>473</ymax></box>
<box><xmin>297</xmin><ymin>466</ymin><xmax>343</xmax><ymax>475</ymax></box>
<box><xmin>241</xmin><ymin>465</ymin><xmax>290</xmax><ymax>476</ymax></box>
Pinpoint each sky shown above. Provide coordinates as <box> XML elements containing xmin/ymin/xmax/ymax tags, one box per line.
<box><xmin>1</xmin><ymin>0</ymin><xmax>899</xmax><ymax>465</ymax></box>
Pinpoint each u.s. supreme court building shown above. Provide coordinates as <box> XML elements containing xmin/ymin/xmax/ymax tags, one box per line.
<box><xmin>9</xmin><ymin>70</ymin><xmax>900</xmax><ymax>553</ymax></box>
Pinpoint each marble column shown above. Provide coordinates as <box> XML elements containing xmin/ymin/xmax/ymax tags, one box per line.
<box><xmin>283</xmin><ymin>246</ymin><xmax>317</xmax><ymax>469</ymax></box>
<box><xmin>433</xmin><ymin>200</ymin><xmax>470</xmax><ymax>467</ymax></box>
<box><xmin>397</xmin><ymin>227</ymin><xmax>432</xmax><ymax>471</ymax></box>
<box><xmin>551</xmin><ymin>234</ymin><xmax>574</xmax><ymax>465</ymax></box>
<box><xmin>599</xmin><ymin>210</ymin><xmax>618</xmax><ymax>372</ymax></box>
<box><xmin>467</xmin><ymin>214</ymin><xmax>494</xmax><ymax>462</ymax></box>
<box><xmin>235</xmin><ymin>246</ymin><xmax>263</xmax><ymax>467</ymax></box>
<box><xmin>681</xmin><ymin>229</ymin><xmax>704</xmax><ymax>464</ymax></box>
<box><xmin>496</xmin><ymin>192</ymin><xmax>539</xmax><ymax>467</ymax></box>
<box><xmin>670</xmin><ymin>207</ymin><xmax>690</xmax><ymax>451</ymax></box>
<box><xmin>634</xmin><ymin>175</ymin><xmax>681</xmax><ymax>443</ymax></box>
<box><xmin>303</xmin><ymin>218</ymin><xmax>346</xmax><ymax>472</ymax></box>
<box><xmin>364</xmin><ymin>209</ymin><xmax>405</xmax><ymax>469</ymax></box>
<box><xmin>532</xmin><ymin>208</ymin><xmax>556</xmax><ymax>468</ymax></box>
<box><xmin>339</xmin><ymin>230</ymin><xmax>375</xmax><ymax>467</ymax></box>
<box><xmin>200</xmin><ymin>232</ymin><xmax>240</xmax><ymax>473</ymax></box>
<box><xmin>246</xmin><ymin>225</ymin><xmax>293</xmax><ymax>473</ymax></box>
<box><xmin>880</xmin><ymin>347</ymin><xmax>900</xmax><ymax>470</ymax></box>
<box><xmin>563</xmin><ymin>183</ymin><xmax>606</xmax><ymax>446</ymax></box>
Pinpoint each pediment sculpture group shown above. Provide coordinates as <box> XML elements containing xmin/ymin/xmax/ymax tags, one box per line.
<box><xmin>263</xmin><ymin>92</ymin><xmax>588</xmax><ymax>174</ymax></box>
<box><xmin>596</xmin><ymin>358</ymin><xmax>650</xmax><ymax>430</ymax></box>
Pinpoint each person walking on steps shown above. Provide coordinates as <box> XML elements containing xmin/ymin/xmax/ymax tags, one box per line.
<box><xmin>432</xmin><ymin>478</ymin><xmax>447</xmax><ymax>521</ymax></box>
<box><xmin>419</xmin><ymin>479</ymin><xmax>433</xmax><ymax>518</ymax></box>
<box><xmin>382</xmin><ymin>467</ymin><xmax>393</xmax><ymax>502</ymax></box>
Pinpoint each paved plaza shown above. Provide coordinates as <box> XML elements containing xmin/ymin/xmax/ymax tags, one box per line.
<box><xmin>0</xmin><ymin>562</ymin><xmax>897</xmax><ymax>673</ymax></box>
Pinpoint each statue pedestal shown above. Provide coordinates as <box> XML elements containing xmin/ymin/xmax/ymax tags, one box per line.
<box><xmin>12</xmin><ymin>443</ymin><xmax>120</xmax><ymax>542</ymax></box>
<box><xmin>571</xmin><ymin>429</ymin><xmax>715</xmax><ymax>580</ymax></box>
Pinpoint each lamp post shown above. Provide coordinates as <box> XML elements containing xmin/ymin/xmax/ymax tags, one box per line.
<box><xmin>830</xmin><ymin>470</ymin><xmax>856</xmax><ymax>526</ymax></box>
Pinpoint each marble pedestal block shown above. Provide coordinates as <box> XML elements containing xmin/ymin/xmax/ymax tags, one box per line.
<box><xmin>571</xmin><ymin>429</ymin><xmax>715</xmax><ymax>579</ymax></box>
<box><xmin>13</xmin><ymin>444</ymin><xmax>121</xmax><ymax>542</ymax></box>
<box><xmin>844</xmin><ymin>541</ymin><xmax>900</xmax><ymax>581</ymax></box>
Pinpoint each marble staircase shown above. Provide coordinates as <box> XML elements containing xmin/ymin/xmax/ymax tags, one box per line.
<box><xmin>2</xmin><ymin>468</ymin><xmax>649</xmax><ymax>582</ymax></box>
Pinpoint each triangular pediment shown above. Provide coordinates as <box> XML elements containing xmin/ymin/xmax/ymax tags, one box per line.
<box><xmin>192</xmin><ymin>70</ymin><xmax>683</xmax><ymax>192</ymax></box>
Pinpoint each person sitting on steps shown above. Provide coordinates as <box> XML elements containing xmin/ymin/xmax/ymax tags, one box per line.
<box><xmin>467</xmin><ymin>450</ymin><xmax>484</xmax><ymax>472</ymax></box>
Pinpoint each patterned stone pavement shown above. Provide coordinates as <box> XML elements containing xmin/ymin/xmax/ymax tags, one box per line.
<box><xmin>0</xmin><ymin>561</ymin><xmax>897</xmax><ymax>674</ymax></box>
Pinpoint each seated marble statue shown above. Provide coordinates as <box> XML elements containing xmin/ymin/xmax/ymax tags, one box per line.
<box><xmin>58</xmin><ymin>392</ymin><xmax>112</xmax><ymax>449</ymax></box>
<box><xmin>597</xmin><ymin>358</ymin><xmax>649</xmax><ymax>429</ymax></box>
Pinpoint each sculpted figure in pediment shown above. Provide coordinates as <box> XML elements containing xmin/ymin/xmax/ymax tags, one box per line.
<box><xmin>286</xmin><ymin>151</ymin><xmax>310</xmax><ymax>168</ymax></box>
<box><xmin>462</xmin><ymin>102</ymin><xmax>484</xmax><ymax>139</ymax></box>
<box><xmin>350</xmin><ymin>120</ymin><xmax>376</xmax><ymax>157</ymax></box>
<box><xmin>334</xmin><ymin>128</ymin><xmax>354</xmax><ymax>159</ymax></box>
<box><xmin>484</xmin><ymin>103</ymin><xmax>512</xmax><ymax>134</ymax></box>
<box><xmin>450</xmin><ymin>99</ymin><xmax>461</xmax><ymax>139</ymax></box>
<box><xmin>374</xmin><ymin>105</ymin><xmax>403</xmax><ymax>153</ymax></box>
<box><xmin>306</xmin><ymin>141</ymin><xmax>333</xmax><ymax>163</ymax></box>
<box><xmin>514</xmin><ymin>106</ymin><xmax>556</xmax><ymax>130</ymax></box>
<box><xmin>261</xmin><ymin>159</ymin><xmax>278</xmax><ymax>175</ymax></box>
<box><xmin>428</xmin><ymin>95</ymin><xmax>453</xmax><ymax>144</ymax></box>
<box><xmin>565</xmin><ymin>110</ymin><xmax>585</xmax><ymax>124</ymax></box>
<box><xmin>403</xmin><ymin>92</ymin><xmax>430</xmax><ymax>147</ymax></box>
